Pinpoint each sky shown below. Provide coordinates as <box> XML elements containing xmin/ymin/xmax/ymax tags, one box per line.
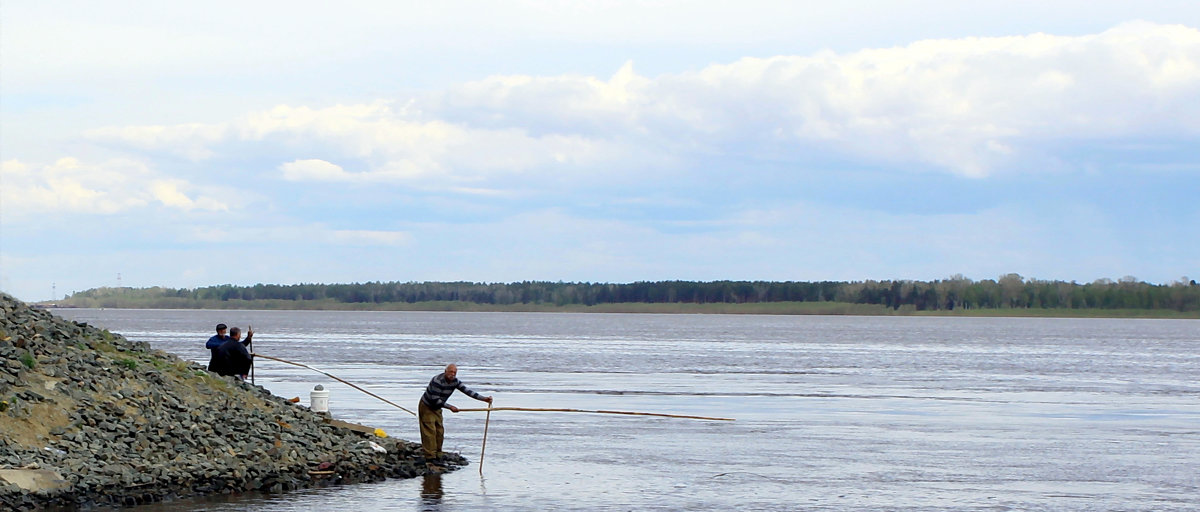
<box><xmin>2</xmin><ymin>1</ymin><xmax>1199</xmax><ymax>302</ymax></box>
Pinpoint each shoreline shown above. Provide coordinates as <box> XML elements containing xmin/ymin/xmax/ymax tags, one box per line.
<box><xmin>36</xmin><ymin>300</ymin><xmax>1200</xmax><ymax>320</ymax></box>
<box><xmin>1</xmin><ymin>293</ymin><xmax>457</xmax><ymax>509</ymax></box>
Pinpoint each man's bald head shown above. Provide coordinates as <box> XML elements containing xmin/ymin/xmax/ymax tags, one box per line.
<box><xmin>445</xmin><ymin>364</ymin><xmax>458</xmax><ymax>380</ymax></box>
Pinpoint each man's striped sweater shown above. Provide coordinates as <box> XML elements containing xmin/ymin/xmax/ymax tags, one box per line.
<box><xmin>420</xmin><ymin>373</ymin><xmax>485</xmax><ymax>410</ymax></box>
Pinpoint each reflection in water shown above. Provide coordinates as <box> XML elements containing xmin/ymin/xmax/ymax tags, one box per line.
<box><xmin>420</xmin><ymin>473</ymin><xmax>443</xmax><ymax>508</ymax></box>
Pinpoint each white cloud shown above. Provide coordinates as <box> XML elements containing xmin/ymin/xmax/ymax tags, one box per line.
<box><xmin>433</xmin><ymin>22</ymin><xmax>1200</xmax><ymax>176</ymax></box>
<box><xmin>172</xmin><ymin>224</ymin><xmax>412</xmax><ymax>248</ymax></box>
<box><xmin>76</xmin><ymin>22</ymin><xmax>1200</xmax><ymax>183</ymax></box>
<box><xmin>246</xmin><ymin>103</ymin><xmax>632</xmax><ymax>181</ymax></box>
<box><xmin>0</xmin><ymin>157</ymin><xmax>228</xmax><ymax>219</ymax></box>
<box><xmin>93</xmin><ymin>101</ymin><xmax>635</xmax><ymax>186</ymax></box>
<box><xmin>149</xmin><ymin>180</ymin><xmax>226</xmax><ymax>211</ymax></box>
<box><xmin>279</xmin><ymin>159</ymin><xmax>355</xmax><ymax>182</ymax></box>
<box><xmin>85</xmin><ymin>123</ymin><xmax>227</xmax><ymax>160</ymax></box>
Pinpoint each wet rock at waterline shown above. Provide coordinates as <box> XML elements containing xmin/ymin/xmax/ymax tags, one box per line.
<box><xmin>0</xmin><ymin>293</ymin><xmax>462</xmax><ymax>509</ymax></box>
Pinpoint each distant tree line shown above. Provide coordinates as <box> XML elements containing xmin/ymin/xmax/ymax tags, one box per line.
<box><xmin>63</xmin><ymin>274</ymin><xmax>1200</xmax><ymax>312</ymax></box>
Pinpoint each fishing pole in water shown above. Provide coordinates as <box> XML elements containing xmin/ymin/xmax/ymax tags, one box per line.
<box><xmin>253</xmin><ymin>352</ymin><xmax>417</xmax><ymax>416</ymax></box>
<box><xmin>252</xmin><ymin>354</ymin><xmax>735</xmax><ymax>422</ymax></box>
<box><xmin>455</xmin><ymin>407</ymin><xmax>734</xmax><ymax>422</ymax></box>
<box><xmin>243</xmin><ymin>355</ymin><xmax>739</xmax><ymax>479</ymax></box>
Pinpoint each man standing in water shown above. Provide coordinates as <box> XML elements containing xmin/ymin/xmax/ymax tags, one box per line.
<box><xmin>419</xmin><ymin>364</ymin><xmax>492</xmax><ymax>471</ymax></box>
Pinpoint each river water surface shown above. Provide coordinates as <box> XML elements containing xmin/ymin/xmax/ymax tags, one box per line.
<box><xmin>55</xmin><ymin>309</ymin><xmax>1199</xmax><ymax>511</ymax></box>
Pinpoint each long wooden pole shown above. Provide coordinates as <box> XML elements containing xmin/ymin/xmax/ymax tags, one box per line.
<box><xmin>479</xmin><ymin>400</ymin><xmax>493</xmax><ymax>475</ymax></box>
<box><xmin>249</xmin><ymin>325</ymin><xmax>255</xmax><ymax>386</ymax></box>
<box><xmin>455</xmin><ymin>407</ymin><xmax>733</xmax><ymax>422</ymax></box>
<box><xmin>249</xmin><ymin>356</ymin><xmax>731</xmax><ymax>422</ymax></box>
<box><xmin>253</xmin><ymin>352</ymin><xmax>417</xmax><ymax>416</ymax></box>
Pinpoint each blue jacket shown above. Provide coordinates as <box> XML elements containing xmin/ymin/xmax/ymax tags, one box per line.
<box><xmin>206</xmin><ymin>334</ymin><xmax>228</xmax><ymax>351</ymax></box>
<box><xmin>206</xmin><ymin>334</ymin><xmax>229</xmax><ymax>372</ymax></box>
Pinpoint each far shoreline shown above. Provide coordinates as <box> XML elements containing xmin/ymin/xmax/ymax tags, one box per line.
<box><xmin>37</xmin><ymin>300</ymin><xmax>1200</xmax><ymax>320</ymax></box>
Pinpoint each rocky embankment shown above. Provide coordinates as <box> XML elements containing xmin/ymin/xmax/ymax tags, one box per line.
<box><xmin>0</xmin><ymin>293</ymin><xmax>462</xmax><ymax>509</ymax></box>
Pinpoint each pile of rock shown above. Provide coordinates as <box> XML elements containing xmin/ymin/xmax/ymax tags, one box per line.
<box><xmin>0</xmin><ymin>293</ymin><xmax>462</xmax><ymax>509</ymax></box>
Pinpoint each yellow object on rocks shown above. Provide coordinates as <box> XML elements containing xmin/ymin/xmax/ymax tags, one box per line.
<box><xmin>374</xmin><ymin>428</ymin><xmax>387</xmax><ymax>438</ymax></box>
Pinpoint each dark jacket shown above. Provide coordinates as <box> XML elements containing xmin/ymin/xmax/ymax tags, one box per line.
<box><xmin>214</xmin><ymin>338</ymin><xmax>253</xmax><ymax>377</ymax></box>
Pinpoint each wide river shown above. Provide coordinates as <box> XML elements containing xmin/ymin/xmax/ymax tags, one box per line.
<box><xmin>54</xmin><ymin>309</ymin><xmax>1198</xmax><ymax>511</ymax></box>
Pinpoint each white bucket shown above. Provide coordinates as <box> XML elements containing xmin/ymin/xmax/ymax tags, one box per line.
<box><xmin>310</xmin><ymin>384</ymin><xmax>330</xmax><ymax>412</ymax></box>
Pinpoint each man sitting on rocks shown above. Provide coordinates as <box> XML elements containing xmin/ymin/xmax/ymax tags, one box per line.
<box><xmin>205</xmin><ymin>323</ymin><xmax>230</xmax><ymax>373</ymax></box>
<box><xmin>214</xmin><ymin>326</ymin><xmax>254</xmax><ymax>378</ymax></box>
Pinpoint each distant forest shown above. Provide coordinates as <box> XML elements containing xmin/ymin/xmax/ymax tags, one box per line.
<box><xmin>60</xmin><ymin>274</ymin><xmax>1200</xmax><ymax>312</ymax></box>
